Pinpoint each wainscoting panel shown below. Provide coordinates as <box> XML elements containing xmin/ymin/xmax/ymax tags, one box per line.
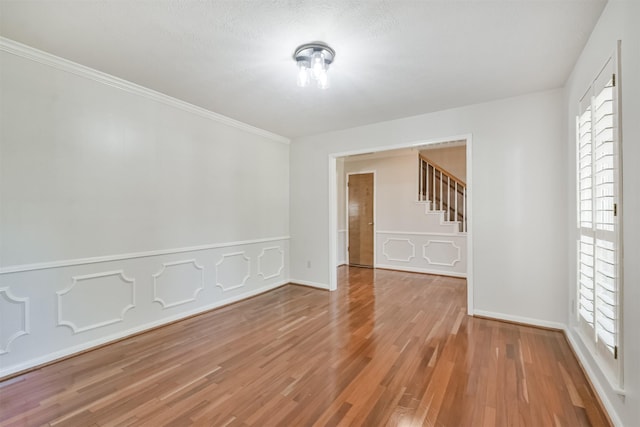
<box><xmin>0</xmin><ymin>287</ymin><xmax>30</xmax><ymax>355</ymax></box>
<box><xmin>153</xmin><ymin>260</ymin><xmax>204</xmax><ymax>309</ymax></box>
<box><xmin>258</xmin><ymin>247</ymin><xmax>285</xmax><ymax>280</ymax></box>
<box><xmin>376</xmin><ymin>231</ymin><xmax>466</xmax><ymax>278</ymax></box>
<box><xmin>216</xmin><ymin>252</ymin><xmax>251</xmax><ymax>291</ymax></box>
<box><xmin>382</xmin><ymin>238</ymin><xmax>416</xmax><ymax>263</ymax></box>
<box><xmin>337</xmin><ymin>229</ymin><xmax>347</xmax><ymax>265</ymax></box>
<box><xmin>0</xmin><ymin>237</ymin><xmax>290</xmax><ymax>378</ymax></box>
<box><xmin>57</xmin><ymin>270</ymin><xmax>135</xmax><ymax>333</ymax></box>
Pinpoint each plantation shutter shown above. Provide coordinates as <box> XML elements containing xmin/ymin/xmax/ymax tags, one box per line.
<box><xmin>576</xmin><ymin>46</ymin><xmax>622</xmax><ymax>385</ymax></box>
<box><xmin>591</xmin><ymin>59</ymin><xmax>619</xmax><ymax>357</ymax></box>
<box><xmin>577</xmin><ymin>91</ymin><xmax>594</xmax><ymax>330</ymax></box>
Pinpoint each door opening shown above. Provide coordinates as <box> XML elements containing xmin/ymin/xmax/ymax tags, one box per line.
<box><xmin>348</xmin><ymin>173</ymin><xmax>374</xmax><ymax>267</ymax></box>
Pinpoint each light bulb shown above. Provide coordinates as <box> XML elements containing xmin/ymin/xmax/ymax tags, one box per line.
<box><xmin>317</xmin><ymin>70</ymin><xmax>329</xmax><ymax>89</ymax></box>
<box><xmin>296</xmin><ymin>62</ymin><xmax>309</xmax><ymax>87</ymax></box>
<box><xmin>311</xmin><ymin>51</ymin><xmax>325</xmax><ymax>79</ymax></box>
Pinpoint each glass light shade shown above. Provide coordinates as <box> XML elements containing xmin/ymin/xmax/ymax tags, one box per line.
<box><xmin>296</xmin><ymin>62</ymin><xmax>310</xmax><ymax>87</ymax></box>
<box><xmin>293</xmin><ymin>43</ymin><xmax>334</xmax><ymax>89</ymax></box>
<box><xmin>311</xmin><ymin>52</ymin><xmax>325</xmax><ymax>79</ymax></box>
<box><xmin>317</xmin><ymin>70</ymin><xmax>329</xmax><ymax>89</ymax></box>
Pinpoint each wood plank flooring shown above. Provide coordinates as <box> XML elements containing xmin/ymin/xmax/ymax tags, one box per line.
<box><xmin>0</xmin><ymin>267</ymin><xmax>610</xmax><ymax>426</ymax></box>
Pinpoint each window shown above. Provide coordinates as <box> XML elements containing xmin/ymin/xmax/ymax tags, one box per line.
<box><xmin>576</xmin><ymin>43</ymin><xmax>623</xmax><ymax>385</ymax></box>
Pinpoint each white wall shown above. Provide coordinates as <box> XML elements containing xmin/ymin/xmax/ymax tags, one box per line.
<box><xmin>0</xmin><ymin>45</ymin><xmax>290</xmax><ymax>377</ymax></box>
<box><xmin>342</xmin><ymin>153</ymin><xmax>467</xmax><ymax>277</ymax></box>
<box><xmin>291</xmin><ymin>89</ymin><xmax>567</xmax><ymax>325</ymax></box>
<box><xmin>564</xmin><ymin>1</ymin><xmax>640</xmax><ymax>425</ymax></box>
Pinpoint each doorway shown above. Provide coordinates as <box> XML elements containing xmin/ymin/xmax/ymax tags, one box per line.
<box><xmin>348</xmin><ymin>173</ymin><xmax>374</xmax><ymax>267</ymax></box>
<box><xmin>328</xmin><ymin>134</ymin><xmax>473</xmax><ymax>315</ymax></box>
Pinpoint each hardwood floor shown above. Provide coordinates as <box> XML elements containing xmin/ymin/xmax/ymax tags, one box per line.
<box><xmin>0</xmin><ymin>267</ymin><xmax>610</xmax><ymax>426</ymax></box>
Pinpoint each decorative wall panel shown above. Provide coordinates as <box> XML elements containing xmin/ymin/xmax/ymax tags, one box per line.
<box><xmin>57</xmin><ymin>271</ymin><xmax>135</xmax><ymax>333</ymax></box>
<box><xmin>0</xmin><ymin>237</ymin><xmax>289</xmax><ymax>378</ymax></box>
<box><xmin>423</xmin><ymin>240</ymin><xmax>461</xmax><ymax>266</ymax></box>
<box><xmin>0</xmin><ymin>287</ymin><xmax>30</xmax><ymax>354</ymax></box>
<box><xmin>382</xmin><ymin>238</ymin><xmax>416</xmax><ymax>262</ymax></box>
<box><xmin>216</xmin><ymin>252</ymin><xmax>250</xmax><ymax>291</ymax></box>
<box><xmin>152</xmin><ymin>260</ymin><xmax>204</xmax><ymax>309</ymax></box>
<box><xmin>258</xmin><ymin>247</ymin><xmax>284</xmax><ymax>280</ymax></box>
<box><xmin>375</xmin><ymin>232</ymin><xmax>466</xmax><ymax>278</ymax></box>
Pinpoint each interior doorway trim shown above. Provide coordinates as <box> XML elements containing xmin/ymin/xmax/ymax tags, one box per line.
<box><xmin>328</xmin><ymin>134</ymin><xmax>474</xmax><ymax>315</ymax></box>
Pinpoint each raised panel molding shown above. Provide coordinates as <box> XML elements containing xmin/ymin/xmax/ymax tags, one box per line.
<box><xmin>152</xmin><ymin>260</ymin><xmax>205</xmax><ymax>309</ymax></box>
<box><xmin>257</xmin><ymin>246</ymin><xmax>285</xmax><ymax>280</ymax></box>
<box><xmin>382</xmin><ymin>238</ymin><xmax>416</xmax><ymax>263</ymax></box>
<box><xmin>216</xmin><ymin>252</ymin><xmax>250</xmax><ymax>291</ymax></box>
<box><xmin>57</xmin><ymin>271</ymin><xmax>135</xmax><ymax>334</ymax></box>
<box><xmin>423</xmin><ymin>240</ymin><xmax>461</xmax><ymax>267</ymax></box>
<box><xmin>0</xmin><ymin>287</ymin><xmax>30</xmax><ymax>354</ymax></box>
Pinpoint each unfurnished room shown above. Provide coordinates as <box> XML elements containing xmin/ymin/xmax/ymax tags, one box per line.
<box><xmin>0</xmin><ymin>1</ymin><xmax>638</xmax><ymax>426</ymax></box>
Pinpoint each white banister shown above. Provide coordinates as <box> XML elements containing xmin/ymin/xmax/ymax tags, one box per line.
<box><xmin>419</xmin><ymin>155</ymin><xmax>466</xmax><ymax>233</ymax></box>
<box><xmin>454</xmin><ymin>181</ymin><xmax>458</xmax><ymax>224</ymax></box>
<box><xmin>439</xmin><ymin>170</ymin><xmax>443</xmax><ymax>210</ymax></box>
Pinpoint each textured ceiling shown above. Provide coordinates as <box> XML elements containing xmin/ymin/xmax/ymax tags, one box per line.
<box><xmin>0</xmin><ymin>0</ymin><xmax>606</xmax><ymax>138</ymax></box>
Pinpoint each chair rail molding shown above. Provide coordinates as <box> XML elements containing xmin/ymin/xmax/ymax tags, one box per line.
<box><xmin>57</xmin><ymin>270</ymin><xmax>136</xmax><ymax>334</ymax></box>
<box><xmin>152</xmin><ymin>260</ymin><xmax>205</xmax><ymax>309</ymax></box>
<box><xmin>0</xmin><ymin>287</ymin><xmax>30</xmax><ymax>355</ymax></box>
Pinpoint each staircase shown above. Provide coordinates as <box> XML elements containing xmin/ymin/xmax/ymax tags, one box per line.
<box><xmin>418</xmin><ymin>155</ymin><xmax>467</xmax><ymax>232</ymax></box>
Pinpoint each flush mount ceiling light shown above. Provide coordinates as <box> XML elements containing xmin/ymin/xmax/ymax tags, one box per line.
<box><xmin>293</xmin><ymin>42</ymin><xmax>335</xmax><ymax>89</ymax></box>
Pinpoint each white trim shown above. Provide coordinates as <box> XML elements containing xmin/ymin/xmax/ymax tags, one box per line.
<box><xmin>472</xmin><ymin>309</ymin><xmax>565</xmax><ymax>331</ymax></box>
<box><xmin>422</xmin><ymin>240</ymin><xmax>461</xmax><ymax>267</ymax></box>
<box><xmin>152</xmin><ymin>260</ymin><xmax>205</xmax><ymax>309</ymax></box>
<box><xmin>328</xmin><ymin>156</ymin><xmax>338</xmax><ymax>291</ymax></box>
<box><xmin>289</xmin><ymin>279</ymin><xmax>330</xmax><ymax>290</ymax></box>
<box><xmin>381</xmin><ymin>238</ymin><xmax>416</xmax><ymax>263</ymax></box>
<box><xmin>257</xmin><ymin>246</ymin><xmax>285</xmax><ymax>280</ymax></box>
<box><xmin>57</xmin><ymin>270</ymin><xmax>136</xmax><ymax>334</ymax></box>
<box><xmin>565</xmin><ymin>329</ymin><xmax>625</xmax><ymax>427</ymax></box>
<box><xmin>377</xmin><ymin>230</ymin><xmax>467</xmax><ymax>237</ymax></box>
<box><xmin>0</xmin><ymin>37</ymin><xmax>290</xmax><ymax>145</ymax></box>
<box><xmin>0</xmin><ymin>280</ymin><xmax>289</xmax><ymax>379</ymax></box>
<box><xmin>215</xmin><ymin>252</ymin><xmax>251</xmax><ymax>292</ymax></box>
<box><xmin>0</xmin><ymin>236</ymin><xmax>290</xmax><ymax>274</ymax></box>
<box><xmin>569</xmin><ymin>326</ymin><xmax>625</xmax><ymax>395</ymax></box>
<box><xmin>328</xmin><ymin>134</ymin><xmax>474</xmax><ymax>314</ymax></box>
<box><xmin>466</xmin><ymin>135</ymin><xmax>474</xmax><ymax>315</ymax></box>
<box><xmin>376</xmin><ymin>264</ymin><xmax>466</xmax><ymax>278</ymax></box>
<box><xmin>0</xmin><ymin>288</ymin><xmax>30</xmax><ymax>355</ymax></box>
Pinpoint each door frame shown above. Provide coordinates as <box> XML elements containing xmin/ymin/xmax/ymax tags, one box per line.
<box><xmin>345</xmin><ymin>171</ymin><xmax>377</xmax><ymax>268</ymax></box>
<box><xmin>328</xmin><ymin>133</ymin><xmax>474</xmax><ymax>315</ymax></box>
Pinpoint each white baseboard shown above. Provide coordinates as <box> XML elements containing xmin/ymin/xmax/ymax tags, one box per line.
<box><xmin>564</xmin><ymin>328</ymin><xmax>624</xmax><ymax>427</ymax></box>
<box><xmin>289</xmin><ymin>279</ymin><xmax>330</xmax><ymax>290</ymax></box>
<box><xmin>375</xmin><ymin>264</ymin><xmax>466</xmax><ymax>278</ymax></box>
<box><xmin>472</xmin><ymin>309</ymin><xmax>566</xmax><ymax>330</ymax></box>
<box><xmin>0</xmin><ymin>280</ymin><xmax>289</xmax><ymax>379</ymax></box>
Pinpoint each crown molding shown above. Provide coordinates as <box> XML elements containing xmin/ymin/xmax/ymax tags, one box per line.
<box><xmin>0</xmin><ymin>37</ymin><xmax>290</xmax><ymax>145</ymax></box>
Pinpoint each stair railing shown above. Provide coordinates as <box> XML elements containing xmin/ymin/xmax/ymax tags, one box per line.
<box><xmin>418</xmin><ymin>155</ymin><xmax>467</xmax><ymax>232</ymax></box>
